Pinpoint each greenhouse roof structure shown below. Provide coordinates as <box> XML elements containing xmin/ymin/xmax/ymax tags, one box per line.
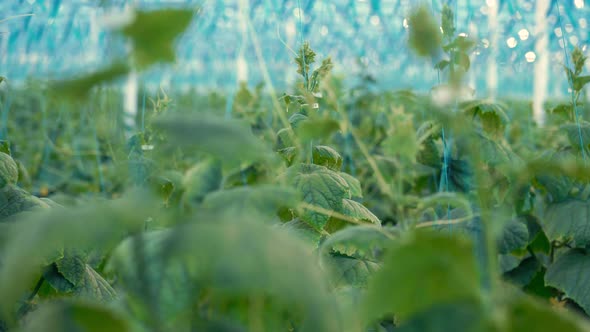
<box><xmin>1</xmin><ymin>0</ymin><xmax>590</xmax><ymax>96</ymax></box>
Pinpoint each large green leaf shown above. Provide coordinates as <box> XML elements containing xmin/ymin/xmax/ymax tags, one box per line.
<box><xmin>396</xmin><ymin>301</ymin><xmax>490</xmax><ymax>332</ymax></box>
<box><xmin>107</xmin><ymin>221</ymin><xmax>342</xmax><ymax>331</ymax></box>
<box><xmin>154</xmin><ymin>115</ymin><xmax>275</xmax><ymax>166</ymax></box>
<box><xmin>0</xmin><ymin>191</ymin><xmax>154</xmax><ymax>315</ymax></box>
<box><xmin>118</xmin><ymin>9</ymin><xmax>195</xmax><ymax>67</ymax></box>
<box><xmin>283</xmin><ymin>163</ymin><xmax>351</xmax><ymax>230</ymax></box>
<box><xmin>545</xmin><ymin>249</ymin><xmax>590</xmax><ymax>314</ymax></box>
<box><xmin>497</xmin><ymin>219</ymin><xmax>529</xmax><ymax>255</ymax></box>
<box><xmin>21</xmin><ymin>300</ymin><xmax>130</xmax><ymax>332</ymax></box>
<box><xmin>542</xmin><ymin>200</ymin><xmax>590</xmax><ymax>246</ymax></box>
<box><xmin>363</xmin><ymin>231</ymin><xmax>480</xmax><ymax>322</ymax></box>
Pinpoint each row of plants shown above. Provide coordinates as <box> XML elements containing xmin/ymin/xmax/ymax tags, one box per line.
<box><xmin>1</xmin><ymin>4</ymin><xmax>590</xmax><ymax>332</ymax></box>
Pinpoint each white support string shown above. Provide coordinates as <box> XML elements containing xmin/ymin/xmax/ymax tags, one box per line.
<box><xmin>533</xmin><ymin>0</ymin><xmax>550</xmax><ymax>127</ymax></box>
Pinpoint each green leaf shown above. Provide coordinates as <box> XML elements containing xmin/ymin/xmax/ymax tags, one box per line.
<box><xmin>462</xmin><ymin>100</ymin><xmax>509</xmax><ymax>137</ymax></box>
<box><xmin>444</xmin><ymin>36</ymin><xmax>476</xmax><ymax>53</ymax></box>
<box><xmin>499</xmin><ymin>254</ymin><xmax>522</xmax><ymax>273</ymax></box>
<box><xmin>283</xmin><ymin>163</ymin><xmax>351</xmax><ymax>231</ymax></box>
<box><xmin>504</xmin><ymin>257</ymin><xmax>542</xmax><ymax>288</ymax></box>
<box><xmin>321</xmin><ymin>226</ymin><xmax>395</xmax><ymax>261</ymax></box>
<box><xmin>562</xmin><ymin>122</ymin><xmax>590</xmax><ymax>152</ymax></box>
<box><xmin>0</xmin><ymin>152</ymin><xmax>18</xmax><ymax>188</ymax></box>
<box><xmin>320</xmin><ymin>226</ymin><xmax>396</xmax><ymax>288</ymax></box>
<box><xmin>339</xmin><ymin>199</ymin><xmax>380</xmax><ymax>225</ymax></box>
<box><xmin>276</xmin><ymin>127</ymin><xmax>295</xmax><ymax>149</ymax></box>
<box><xmin>295</xmin><ymin>117</ymin><xmax>340</xmax><ymax>142</ymax></box>
<box><xmin>52</xmin><ymin>63</ymin><xmax>130</xmax><ymax>99</ymax></box>
<box><xmin>407</xmin><ymin>5</ymin><xmax>441</xmax><ymax>57</ymax></box>
<box><xmin>0</xmin><ymin>191</ymin><xmax>154</xmax><ymax>315</ymax></box>
<box><xmin>396</xmin><ymin>301</ymin><xmax>490</xmax><ymax>332</ymax></box>
<box><xmin>278</xmin><ymin>147</ymin><xmax>299</xmax><ymax>165</ymax></box>
<box><xmin>434</xmin><ymin>60</ymin><xmax>450</xmax><ymax>71</ymax></box>
<box><xmin>497</xmin><ymin>219</ymin><xmax>529</xmax><ymax>254</ymax></box>
<box><xmin>107</xmin><ymin>222</ymin><xmax>342</xmax><ymax>331</ymax></box>
<box><xmin>288</xmin><ymin>113</ymin><xmax>309</xmax><ymax>128</ymax></box>
<box><xmin>182</xmin><ymin>159</ymin><xmax>222</xmax><ymax>205</ymax></box>
<box><xmin>312</xmin><ymin>145</ymin><xmax>343</xmax><ymax>171</ymax></box>
<box><xmin>505</xmin><ymin>296</ymin><xmax>590</xmax><ymax>332</ymax></box>
<box><xmin>452</xmin><ymin>52</ymin><xmax>471</xmax><ymax>71</ymax></box>
<box><xmin>324</xmin><ymin>255</ymin><xmax>380</xmax><ymax>289</ymax></box>
<box><xmin>546</xmin><ymin>249</ymin><xmax>590</xmax><ymax>314</ymax></box>
<box><xmin>282</xmin><ymin>218</ymin><xmax>323</xmax><ymax>247</ymax></box>
<box><xmin>542</xmin><ymin>200</ymin><xmax>590</xmax><ymax>246</ymax></box>
<box><xmin>0</xmin><ymin>185</ymin><xmax>50</xmax><ymax>221</ymax></box>
<box><xmin>21</xmin><ymin>300</ymin><xmax>130</xmax><ymax>332</ymax></box>
<box><xmin>363</xmin><ymin>231</ymin><xmax>479</xmax><ymax>322</ymax></box>
<box><xmin>0</xmin><ymin>141</ymin><xmax>10</xmax><ymax>155</ymax></box>
<box><xmin>154</xmin><ymin>115</ymin><xmax>275</xmax><ymax>165</ymax></box>
<box><xmin>337</xmin><ymin>172</ymin><xmax>363</xmax><ymax>199</ymax></box>
<box><xmin>295</xmin><ymin>42</ymin><xmax>317</xmax><ymax>78</ymax></box>
<box><xmin>118</xmin><ymin>9</ymin><xmax>195</xmax><ymax>67</ymax></box>
<box><xmin>201</xmin><ymin>185</ymin><xmax>299</xmax><ymax>220</ymax></box>
<box><xmin>53</xmin><ymin>256</ymin><xmax>117</xmax><ymax>301</ymax></box>
<box><xmin>574</xmin><ymin>75</ymin><xmax>590</xmax><ymax>91</ymax></box>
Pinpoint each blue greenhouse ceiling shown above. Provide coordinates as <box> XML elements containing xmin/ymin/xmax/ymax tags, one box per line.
<box><xmin>1</xmin><ymin>0</ymin><xmax>589</xmax><ymax>96</ymax></box>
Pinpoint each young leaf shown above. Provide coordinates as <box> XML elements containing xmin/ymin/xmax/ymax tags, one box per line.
<box><xmin>295</xmin><ymin>42</ymin><xmax>317</xmax><ymax>79</ymax></box>
<box><xmin>407</xmin><ymin>5</ymin><xmax>442</xmax><ymax>57</ymax></box>
<box><xmin>51</xmin><ymin>63</ymin><xmax>130</xmax><ymax>100</ymax></box>
<box><xmin>118</xmin><ymin>9</ymin><xmax>196</xmax><ymax>67</ymax></box>
<box><xmin>313</xmin><ymin>145</ymin><xmax>343</xmax><ymax>171</ymax></box>
<box><xmin>283</xmin><ymin>163</ymin><xmax>351</xmax><ymax>231</ymax></box>
<box><xmin>295</xmin><ymin>117</ymin><xmax>340</xmax><ymax>142</ymax></box>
